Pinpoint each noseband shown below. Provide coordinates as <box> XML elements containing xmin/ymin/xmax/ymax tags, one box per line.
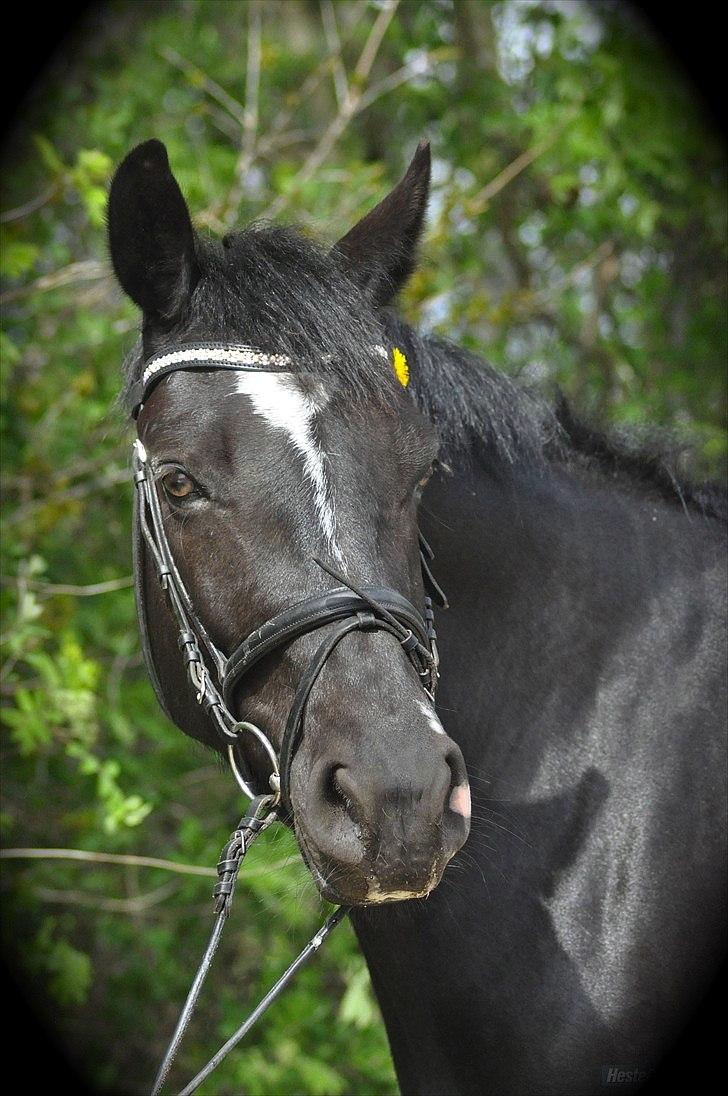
<box><xmin>131</xmin><ymin>343</ymin><xmax>446</xmax><ymax>815</ymax></box>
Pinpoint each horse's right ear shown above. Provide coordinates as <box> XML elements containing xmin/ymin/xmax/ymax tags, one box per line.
<box><xmin>333</xmin><ymin>140</ymin><xmax>431</xmax><ymax>307</ymax></box>
<box><xmin>107</xmin><ymin>139</ymin><xmax>199</xmax><ymax>319</ymax></box>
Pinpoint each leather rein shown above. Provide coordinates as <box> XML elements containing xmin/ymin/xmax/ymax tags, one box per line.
<box><xmin>131</xmin><ymin>343</ymin><xmax>447</xmax><ymax>1093</ymax></box>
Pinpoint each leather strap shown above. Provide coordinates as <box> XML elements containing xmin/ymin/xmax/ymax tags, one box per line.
<box><xmin>128</xmin><ymin>343</ymin><xmax>294</xmax><ymax>417</ymax></box>
<box><xmin>418</xmin><ymin>531</ymin><xmax>449</xmax><ymax>609</ymax></box>
<box><xmin>278</xmin><ymin>615</ymin><xmax>413</xmax><ymax>814</ymax></box>
<box><xmin>133</xmin><ymin>478</ymin><xmax>177</xmax><ymax>723</ymax></box>
<box><xmin>222</xmin><ymin>585</ymin><xmax>431</xmax><ymax>707</ymax></box>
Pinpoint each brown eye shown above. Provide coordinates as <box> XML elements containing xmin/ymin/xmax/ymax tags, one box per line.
<box><xmin>162</xmin><ymin>470</ymin><xmax>196</xmax><ymax>499</ymax></box>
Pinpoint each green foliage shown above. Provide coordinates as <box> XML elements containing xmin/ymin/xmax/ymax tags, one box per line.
<box><xmin>1</xmin><ymin>2</ymin><xmax>725</xmax><ymax>1093</ymax></box>
<box><xmin>32</xmin><ymin>918</ymin><xmax>94</xmax><ymax>1006</ymax></box>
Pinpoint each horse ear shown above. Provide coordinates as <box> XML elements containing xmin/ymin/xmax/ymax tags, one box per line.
<box><xmin>107</xmin><ymin>139</ymin><xmax>199</xmax><ymax>320</ymax></box>
<box><xmin>333</xmin><ymin>140</ymin><xmax>431</xmax><ymax>307</ymax></box>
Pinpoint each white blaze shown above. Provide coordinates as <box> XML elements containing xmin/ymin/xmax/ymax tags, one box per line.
<box><xmin>417</xmin><ymin>698</ymin><xmax>446</xmax><ymax>735</ymax></box>
<box><xmin>234</xmin><ymin>373</ymin><xmax>344</xmax><ymax>566</ymax></box>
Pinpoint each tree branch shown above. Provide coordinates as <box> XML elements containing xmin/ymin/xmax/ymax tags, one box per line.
<box><xmin>470</xmin><ymin>107</ymin><xmax>581</xmax><ymax>213</ymax></box>
<box><xmin>158</xmin><ymin>46</ymin><xmax>247</xmax><ymax>128</ymax></box>
<box><xmin>0</xmin><ymin>575</ymin><xmax>133</xmax><ymax>597</ymax></box>
<box><xmin>261</xmin><ymin>0</ymin><xmax>401</xmax><ymax>220</ymax></box>
<box><xmin>0</xmin><ymin>184</ymin><xmax>59</xmax><ymax>224</ymax></box>
<box><xmin>0</xmin><ymin>260</ymin><xmax>110</xmax><ymax>306</ymax></box>
<box><xmin>219</xmin><ymin>0</ymin><xmax>263</xmax><ymax>228</ymax></box>
<box><xmin>3</xmin><ymin>467</ymin><xmax>128</xmax><ymax>528</ymax></box>
<box><xmin>0</xmin><ymin>846</ymin><xmax>300</xmax><ymax>878</ymax></box>
<box><xmin>471</xmin><ymin>136</ymin><xmax>558</xmax><ymax>212</ymax></box>
<box><xmin>34</xmin><ymin>880</ymin><xmax>180</xmax><ymax>914</ymax></box>
<box><xmin>320</xmin><ymin>0</ymin><xmax>349</xmax><ymax>109</ymax></box>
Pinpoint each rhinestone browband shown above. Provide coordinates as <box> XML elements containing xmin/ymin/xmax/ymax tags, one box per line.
<box><xmin>128</xmin><ymin>342</ymin><xmax>391</xmax><ymax>417</ymax></box>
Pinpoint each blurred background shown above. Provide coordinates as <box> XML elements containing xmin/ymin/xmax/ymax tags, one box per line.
<box><xmin>1</xmin><ymin>2</ymin><xmax>725</xmax><ymax>1092</ymax></box>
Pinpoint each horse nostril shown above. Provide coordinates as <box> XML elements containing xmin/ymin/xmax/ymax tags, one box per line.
<box><xmin>327</xmin><ymin>766</ymin><xmax>359</xmax><ymax>821</ymax></box>
<box><xmin>445</xmin><ymin>746</ymin><xmax>471</xmax><ymax>821</ymax></box>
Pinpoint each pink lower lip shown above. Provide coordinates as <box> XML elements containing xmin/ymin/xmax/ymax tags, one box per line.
<box><xmin>449</xmin><ymin>783</ymin><xmax>471</xmax><ymax>819</ymax></box>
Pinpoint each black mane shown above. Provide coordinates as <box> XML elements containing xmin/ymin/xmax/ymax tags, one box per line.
<box><xmin>122</xmin><ymin>224</ymin><xmax>726</xmax><ymax>523</ymax></box>
<box><xmin>389</xmin><ymin>318</ymin><xmax>727</xmax><ymax>523</ymax></box>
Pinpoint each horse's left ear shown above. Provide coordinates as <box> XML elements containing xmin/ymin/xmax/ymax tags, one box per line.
<box><xmin>333</xmin><ymin>140</ymin><xmax>430</xmax><ymax>307</ymax></box>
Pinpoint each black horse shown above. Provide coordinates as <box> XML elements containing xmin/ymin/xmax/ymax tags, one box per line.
<box><xmin>108</xmin><ymin>139</ymin><xmax>726</xmax><ymax>1095</ymax></box>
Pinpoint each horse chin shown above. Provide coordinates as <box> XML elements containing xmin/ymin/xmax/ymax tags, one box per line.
<box><xmin>323</xmin><ymin>869</ymin><xmax>442</xmax><ymax>907</ymax></box>
<box><xmin>295</xmin><ymin>824</ymin><xmax>449</xmax><ymax>907</ymax></box>
<box><xmin>312</xmin><ymin>866</ymin><xmax>438</xmax><ymax>907</ymax></box>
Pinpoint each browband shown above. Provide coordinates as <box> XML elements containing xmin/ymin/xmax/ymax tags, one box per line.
<box><xmin>128</xmin><ymin>344</ymin><xmax>294</xmax><ymax>417</ymax></box>
<box><xmin>128</xmin><ymin>342</ymin><xmax>391</xmax><ymax>418</ymax></box>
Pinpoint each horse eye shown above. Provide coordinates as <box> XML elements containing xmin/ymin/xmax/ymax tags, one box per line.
<box><xmin>162</xmin><ymin>470</ymin><xmax>196</xmax><ymax>499</ymax></box>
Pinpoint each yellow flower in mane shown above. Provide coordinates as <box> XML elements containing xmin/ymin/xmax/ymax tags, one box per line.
<box><xmin>392</xmin><ymin>346</ymin><xmax>409</xmax><ymax>387</ymax></box>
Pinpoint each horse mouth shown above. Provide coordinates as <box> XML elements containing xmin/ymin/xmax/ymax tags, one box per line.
<box><xmin>295</xmin><ymin>825</ymin><xmax>444</xmax><ymax>906</ymax></box>
<box><xmin>363</xmin><ymin>879</ymin><xmax>436</xmax><ymax>904</ymax></box>
<box><xmin>312</xmin><ymin>864</ymin><xmax>436</xmax><ymax>906</ymax></box>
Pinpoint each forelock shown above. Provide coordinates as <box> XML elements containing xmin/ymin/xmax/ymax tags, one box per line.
<box><xmin>122</xmin><ymin>224</ymin><xmax>401</xmax><ymax>408</ymax></box>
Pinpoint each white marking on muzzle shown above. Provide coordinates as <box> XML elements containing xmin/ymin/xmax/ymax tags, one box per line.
<box><xmin>234</xmin><ymin>373</ymin><xmax>344</xmax><ymax>566</ymax></box>
<box><xmin>366</xmin><ymin>882</ymin><xmax>431</xmax><ymax>904</ymax></box>
<box><xmin>417</xmin><ymin>698</ymin><xmax>446</xmax><ymax>735</ymax></box>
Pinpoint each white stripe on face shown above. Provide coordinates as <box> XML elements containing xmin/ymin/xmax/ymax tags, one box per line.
<box><xmin>417</xmin><ymin>698</ymin><xmax>446</xmax><ymax>735</ymax></box>
<box><xmin>234</xmin><ymin>373</ymin><xmax>344</xmax><ymax>566</ymax></box>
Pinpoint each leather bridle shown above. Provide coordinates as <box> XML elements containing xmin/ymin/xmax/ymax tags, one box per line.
<box><xmin>131</xmin><ymin>342</ymin><xmax>446</xmax><ymax>816</ymax></box>
<box><xmin>134</xmin><ymin>343</ymin><xmax>449</xmax><ymax>1093</ymax></box>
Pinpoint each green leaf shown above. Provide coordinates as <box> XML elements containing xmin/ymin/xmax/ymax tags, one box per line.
<box><xmin>0</xmin><ymin>239</ymin><xmax>40</xmax><ymax>279</ymax></box>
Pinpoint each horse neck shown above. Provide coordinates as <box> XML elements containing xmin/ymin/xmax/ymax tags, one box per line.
<box><xmin>421</xmin><ymin>449</ymin><xmax>723</xmax><ymax>764</ymax></box>
<box><xmin>355</xmin><ymin>356</ymin><xmax>726</xmax><ymax>1094</ymax></box>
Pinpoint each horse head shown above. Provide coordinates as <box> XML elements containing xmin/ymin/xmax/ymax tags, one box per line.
<box><xmin>108</xmin><ymin>139</ymin><xmax>470</xmax><ymax>905</ymax></box>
